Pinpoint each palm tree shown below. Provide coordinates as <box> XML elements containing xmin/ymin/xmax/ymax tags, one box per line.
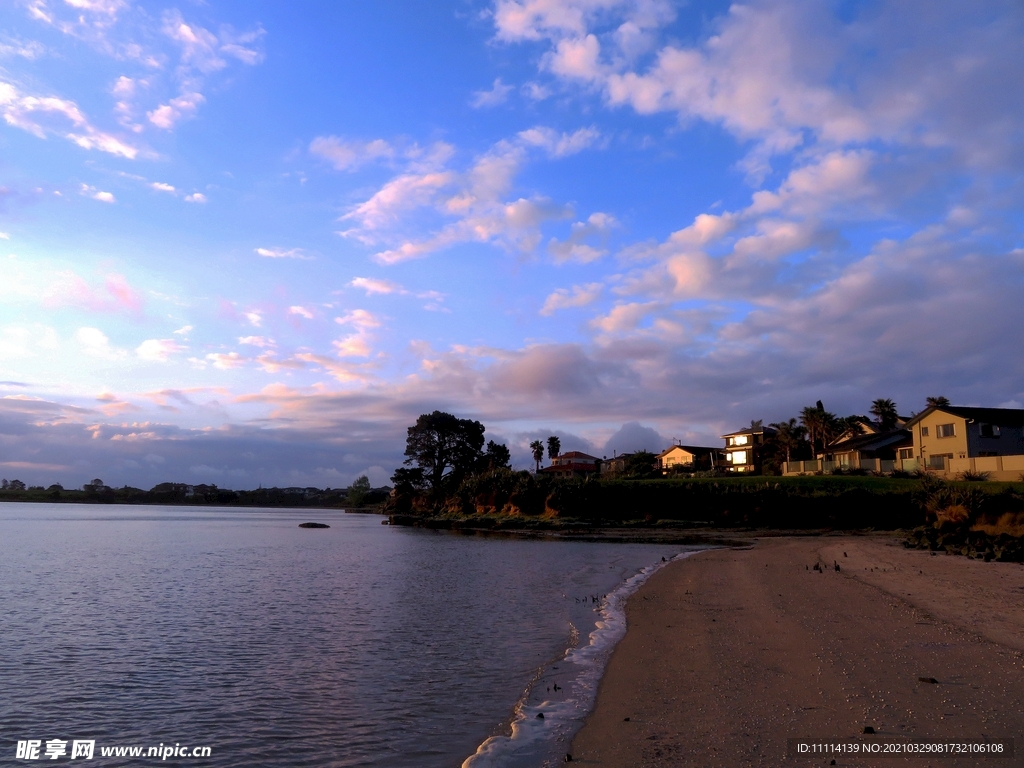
<box><xmin>926</xmin><ymin>396</ymin><xmax>950</xmax><ymax>409</ymax></box>
<box><xmin>800</xmin><ymin>403</ymin><xmax>839</xmax><ymax>454</ymax></box>
<box><xmin>547</xmin><ymin>435</ymin><xmax>561</xmax><ymax>462</ymax></box>
<box><xmin>769</xmin><ymin>418</ymin><xmax>806</xmax><ymax>463</ymax></box>
<box><xmin>870</xmin><ymin>398</ymin><xmax>899</xmax><ymax>431</ymax></box>
<box><xmin>530</xmin><ymin>440</ymin><xmax>545</xmax><ymax>472</ymax></box>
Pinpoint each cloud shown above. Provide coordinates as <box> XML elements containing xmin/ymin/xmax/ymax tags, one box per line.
<box><xmin>205</xmin><ymin>351</ymin><xmax>245</xmax><ymax>369</ymax></box>
<box><xmin>136</xmin><ymin>338</ymin><xmax>185</xmax><ymax>362</ymax></box>
<box><xmin>244</xmin><ymin>311</ymin><xmax>262</xmax><ymax>327</ymax></box>
<box><xmin>184</xmin><ymin>192</ymin><xmax>206</xmax><ymax>203</ymax></box>
<box><xmin>517</xmin><ymin>125</ymin><xmax>602</xmax><ymax>157</ymax></box>
<box><xmin>540</xmin><ymin>282</ymin><xmax>603</xmax><ymax>315</ymax></box>
<box><xmin>255</xmin><ymin>247</ymin><xmax>311</xmax><ymax>260</ymax></box>
<box><xmin>150</xmin><ymin>181</ymin><xmax>176</xmax><ymax>194</ymax></box>
<box><xmin>309</xmin><ymin>136</ymin><xmax>394</xmax><ymax>171</ymax></box>
<box><xmin>287</xmin><ymin>306</ymin><xmax>314</xmax><ymax>319</ymax></box>
<box><xmin>238</xmin><ymin>336</ymin><xmax>273</xmax><ymax>348</ymax></box>
<box><xmin>75</xmin><ymin>326</ymin><xmax>125</xmax><ymax>359</ymax></box>
<box><xmin>0</xmin><ymin>79</ymin><xmax>139</xmax><ymax>158</ymax></box>
<box><xmin>548</xmin><ymin>211</ymin><xmax>616</xmax><ymax>263</ymax></box>
<box><xmin>79</xmin><ymin>184</ymin><xmax>115</xmax><ymax>203</ymax></box>
<box><xmin>44</xmin><ymin>272</ymin><xmax>143</xmax><ymax>315</ymax></box>
<box><xmin>147</xmin><ymin>92</ymin><xmax>205</xmax><ymax>130</ymax></box>
<box><xmin>350</xmin><ymin>277</ymin><xmax>403</xmax><ymax>295</ymax></box>
<box><xmin>603</xmin><ymin>421</ymin><xmax>667</xmax><ymax>456</ymax></box>
<box><xmin>471</xmin><ymin>78</ymin><xmax>514</xmax><ymax>108</ymax></box>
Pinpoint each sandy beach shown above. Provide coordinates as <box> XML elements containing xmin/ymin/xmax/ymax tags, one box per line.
<box><xmin>572</xmin><ymin>535</ymin><xmax>1024</xmax><ymax>766</ymax></box>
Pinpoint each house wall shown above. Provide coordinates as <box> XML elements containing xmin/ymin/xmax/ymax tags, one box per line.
<box><xmin>912</xmin><ymin>413</ymin><xmax>969</xmax><ymax>465</ymax></box>
<box><xmin>964</xmin><ymin>423</ymin><xmax>1024</xmax><ymax>457</ymax></box>
<box><xmin>661</xmin><ymin>448</ymin><xmax>696</xmax><ymax>467</ymax></box>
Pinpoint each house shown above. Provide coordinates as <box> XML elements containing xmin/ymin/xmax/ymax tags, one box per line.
<box><xmin>903</xmin><ymin>405</ymin><xmax>1024</xmax><ymax>478</ymax></box>
<box><xmin>541</xmin><ymin>451</ymin><xmax>600</xmax><ymax>478</ymax></box>
<box><xmin>819</xmin><ymin>428</ymin><xmax>912</xmax><ymax>471</ymax></box>
<box><xmin>657</xmin><ymin>445</ymin><xmax>724</xmax><ymax>473</ymax></box>
<box><xmin>599</xmin><ymin>452</ymin><xmax>635</xmax><ymax>476</ymax></box>
<box><xmin>721</xmin><ymin>424</ymin><xmax>776</xmax><ymax>473</ymax></box>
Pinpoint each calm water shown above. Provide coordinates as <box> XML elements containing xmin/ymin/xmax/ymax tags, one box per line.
<box><xmin>0</xmin><ymin>504</ymin><xmax>693</xmax><ymax>766</ymax></box>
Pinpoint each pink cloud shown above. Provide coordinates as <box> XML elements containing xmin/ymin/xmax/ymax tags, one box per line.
<box><xmin>43</xmin><ymin>272</ymin><xmax>143</xmax><ymax>315</ymax></box>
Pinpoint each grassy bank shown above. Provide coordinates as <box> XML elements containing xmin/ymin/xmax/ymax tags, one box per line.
<box><xmin>389</xmin><ymin>471</ymin><xmax>1024</xmax><ymax>531</ymax></box>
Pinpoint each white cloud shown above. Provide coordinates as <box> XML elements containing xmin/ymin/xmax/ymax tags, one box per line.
<box><xmin>287</xmin><ymin>306</ymin><xmax>314</xmax><ymax>319</ymax></box>
<box><xmin>172</xmin><ymin>325</ymin><xmax>192</xmax><ymax>336</ymax></box>
<box><xmin>548</xmin><ymin>211</ymin><xmax>616</xmax><ymax>263</ymax></box>
<box><xmin>184</xmin><ymin>193</ymin><xmax>206</xmax><ymax>204</ymax></box>
<box><xmin>150</xmin><ymin>181</ymin><xmax>176</xmax><ymax>194</ymax></box>
<box><xmin>540</xmin><ymin>282</ymin><xmax>603</xmax><ymax>315</ymax></box>
<box><xmin>79</xmin><ymin>184</ymin><xmax>116</xmax><ymax>203</ymax></box>
<box><xmin>517</xmin><ymin>125</ymin><xmax>602</xmax><ymax>157</ymax></box>
<box><xmin>471</xmin><ymin>78</ymin><xmax>514</xmax><ymax>108</ymax></box>
<box><xmin>75</xmin><ymin>327</ymin><xmax>125</xmax><ymax>359</ymax></box>
<box><xmin>0</xmin><ymin>79</ymin><xmax>139</xmax><ymax>158</ymax></box>
<box><xmin>350</xmin><ymin>277</ymin><xmax>403</xmax><ymax>295</ymax></box>
<box><xmin>255</xmin><ymin>247</ymin><xmax>310</xmax><ymax>260</ymax></box>
<box><xmin>205</xmin><ymin>352</ymin><xmax>245</xmax><ymax>369</ymax></box>
<box><xmin>309</xmin><ymin>136</ymin><xmax>394</xmax><ymax>171</ymax></box>
<box><xmin>136</xmin><ymin>338</ymin><xmax>185</xmax><ymax>362</ymax></box>
<box><xmin>244</xmin><ymin>312</ymin><xmax>262</xmax><ymax>327</ymax></box>
<box><xmin>238</xmin><ymin>335</ymin><xmax>274</xmax><ymax>347</ymax></box>
<box><xmin>147</xmin><ymin>92</ymin><xmax>205</xmax><ymax>130</ymax></box>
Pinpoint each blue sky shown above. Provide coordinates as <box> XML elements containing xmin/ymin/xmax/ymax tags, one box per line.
<box><xmin>2</xmin><ymin>0</ymin><xmax>1023</xmax><ymax>488</ymax></box>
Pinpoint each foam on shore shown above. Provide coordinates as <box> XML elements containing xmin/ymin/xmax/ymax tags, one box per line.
<box><xmin>462</xmin><ymin>551</ymin><xmax>700</xmax><ymax>768</ymax></box>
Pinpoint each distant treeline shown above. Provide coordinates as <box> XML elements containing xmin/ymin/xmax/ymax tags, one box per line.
<box><xmin>0</xmin><ymin>479</ymin><xmax>390</xmax><ymax>508</ymax></box>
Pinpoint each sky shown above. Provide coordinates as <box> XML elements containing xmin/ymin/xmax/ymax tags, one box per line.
<box><xmin>1</xmin><ymin>0</ymin><xmax>1023</xmax><ymax>489</ymax></box>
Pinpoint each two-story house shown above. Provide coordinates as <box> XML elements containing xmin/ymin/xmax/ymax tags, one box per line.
<box><xmin>541</xmin><ymin>451</ymin><xmax>600</xmax><ymax>478</ymax></box>
<box><xmin>903</xmin><ymin>405</ymin><xmax>1024</xmax><ymax>478</ymax></box>
<box><xmin>721</xmin><ymin>424</ymin><xmax>776</xmax><ymax>473</ymax></box>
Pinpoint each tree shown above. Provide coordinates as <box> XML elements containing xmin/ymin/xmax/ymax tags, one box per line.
<box><xmin>870</xmin><ymin>398</ymin><xmax>899</xmax><ymax>431</ymax></box>
<box><xmin>624</xmin><ymin>450</ymin><xmax>659</xmax><ymax>478</ymax></box>
<box><xmin>769</xmin><ymin>418</ymin><xmax>807</xmax><ymax>464</ymax></box>
<box><xmin>481</xmin><ymin>440</ymin><xmax>511</xmax><ymax>471</ymax></box>
<box><xmin>390</xmin><ymin>467</ymin><xmax>426</xmax><ymax>497</ymax></box>
<box><xmin>800</xmin><ymin>403</ymin><xmax>839</xmax><ymax>454</ymax></box>
<box><xmin>9</xmin><ymin>479</ymin><xmax>26</xmax><ymax>491</ymax></box>
<box><xmin>926</xmin><ymin>396</ymin><xmax>950</xmax><ymax>409</ymax></box>
<box><xmin>347</xmin><ymin>475</ymin><xmax>371</xmax><ymax>507</ymax></box>
<box><xmin>403</xmin><ymin>411</ymin><xmax>486</xmax><ymax>492</ymax></box>
<box><xmin>546</xmin><ymin>435</ymin><xmax>561</xmax><ymax>461</ymax></box>
<box><xmin>530</xmin><ymin>440</ymin><xmax>545</xmax><ymax>472</ymax></box>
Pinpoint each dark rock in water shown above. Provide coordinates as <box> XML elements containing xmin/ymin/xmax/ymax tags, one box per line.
<box><xmin>298</xmin><ymin>522</ymin><xmax>330</xmax><ymax>528</ymax></box>
<box><xmin>536</xmin><ymin>712</ymin><xmax>544</xmax><ymax>719</ymax></box>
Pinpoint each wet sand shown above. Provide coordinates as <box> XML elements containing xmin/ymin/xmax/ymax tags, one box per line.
<box><xmin>571</xmin><ymin>535</ymin><xmax>1024</xmax><ymax>766</ymax></box>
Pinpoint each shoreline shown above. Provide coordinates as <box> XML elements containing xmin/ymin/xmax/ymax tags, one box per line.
<box><xmin>571</xmin><ymin>534</ymin><xmax>1024</xmax><ymax>766</ymax></box>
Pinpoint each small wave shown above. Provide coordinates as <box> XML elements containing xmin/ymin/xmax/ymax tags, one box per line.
<box><xmin>462</xmin><ymin>550</ymin><xmax>699</xmax><ymax>768</ymax></box>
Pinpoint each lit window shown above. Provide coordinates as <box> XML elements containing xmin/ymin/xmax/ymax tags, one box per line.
<box><xmin>730</xmin><ymin>451</ymin><xmax>747</xmax><ymax>464</ymax></box>
<box><xmin>733</xmin><ymin>435</ymin><xmax>748</xmax><ymax>446</ymax></box>
<box><xmin>937</xmin><ymin>423</ymin><xmax>955</xmax><ymax>438</ymax></box>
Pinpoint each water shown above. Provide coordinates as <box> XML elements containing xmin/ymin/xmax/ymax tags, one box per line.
<box><xmin>0</xmin><ymin>504</ymin><xmax>696</xmax><ymax>766</ymax></box>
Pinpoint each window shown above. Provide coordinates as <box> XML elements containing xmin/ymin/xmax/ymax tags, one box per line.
<box><xmin>928</xmin><ymin>453</ymin><xmax>953</xmax><ymax>469</ymax></box>
<box><xmin>729</xmin><ymin>435</ymin><xmax>748</xmax><ymax>446</ymax></box>
<box><xmin>898</xmin><ymin>448</ymin><xmax>913</xmax><ymax>460</ymax></box>
<box><xmin>920</xmin><ymin>426</ymin><xmax>929</xmax><ymax>437</ymax></box>
<box><xmin>980</xmin><ymin>423</ymin><xmax>1001</xmax><ymax>438</ymax></box>
<box><xmin>937</xmin><ymin>423</ymin><xmax>955</xmax><ymax>438</ymax></box>
<box><xmin>730</xmin><ymin>451</ymin><xmax>747</xmax><ymax>464</ymax></box>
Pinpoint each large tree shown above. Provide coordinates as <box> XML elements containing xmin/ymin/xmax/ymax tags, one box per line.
<box><xmin>530</xmin><ymin>440</ymin><xmax>545</xmax><ymax>472</ymax></box>
<box><xmin>870</xmin><ymin>398</ymin><xmax>899</xmax><ymax>431</ymax></box>
<box><xmin>546</xmin><ymin>435</ymin><xmax>561</xmax><ymax>461</ymax></box>
<box><xmin>926</xmin><ymin>396</ymin><xmax>950</xmax><ymax>409</ymax></box>
<box><xmin>403</xmin><ymin>411</ymin><xmax>486</xmax><ymax>491</ymax></box>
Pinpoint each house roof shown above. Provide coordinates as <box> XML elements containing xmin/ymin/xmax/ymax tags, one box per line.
<box><xmin>721</xmin><ymin>425</ymin><xmax>777</xmax><ymax>438</ymax></box>
<box><xmin>657</xmin><ymin>445</ymin><xmax>722</xmax><ymax>458</ymax></box>
<box><xmin>557</xmin><ymin>451</ymin><xmax>598</xmax><ymax>460</ymax></box>
<box><xmin>540</xmin><ymin>463</ymin><xmax>598</xmax><ymax>473</ymax></box>
<box><xmin>903</xmin><ymin>405</ymin><xmax>1024</xmax><ymax>429</ymax></box>
<box><xmin>827</xmin><ymin>428</ymin><xmax>912</xmax><ymax>453</ymax></box>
